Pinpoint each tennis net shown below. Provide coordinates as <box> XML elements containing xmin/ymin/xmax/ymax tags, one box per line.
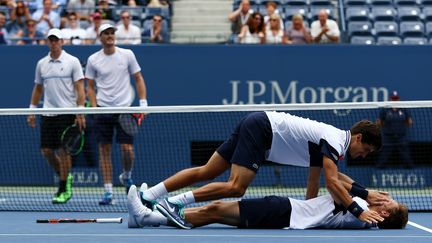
<box><xmin>0</xmin><ymin>101</ymin><xmax>431</xmax><ymax>212</ymax></box>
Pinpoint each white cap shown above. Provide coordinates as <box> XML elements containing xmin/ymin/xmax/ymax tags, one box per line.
<box><xmin>47</xmin><ymin>28</ymin><xmax>63</xmax><ymax>39</ymax></box>
<box><xmin>98</xmin><ymin>23</ymin><xmax>117</xmax><ymax>36</ymax></box>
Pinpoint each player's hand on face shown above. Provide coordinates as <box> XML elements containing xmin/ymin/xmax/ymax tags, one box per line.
<box><xmin>27</xmin><ymin>115</ymin><xmax>36</xmax><ymax>128</ymax></box>
<box><xmin>367</xmin><ymin>190</ymin><xmax>391</xmax><ymax>206</ymax></box>
<box><xmin>358</xmin><ymin>210</ymin><xmax>384</xmax><ymax>224</ymax></box>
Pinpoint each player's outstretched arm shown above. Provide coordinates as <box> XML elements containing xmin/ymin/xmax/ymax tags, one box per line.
<box><xmin>306</xmin><ymin>167</ymin><xmax>321</xmax><ymax>199</ymax></box>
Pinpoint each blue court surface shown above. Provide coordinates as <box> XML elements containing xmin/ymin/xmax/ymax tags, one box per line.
<box><xmin>0</xmin><ymin>211</ymin><xmax>431</xmax><ymax>243</ymax></box>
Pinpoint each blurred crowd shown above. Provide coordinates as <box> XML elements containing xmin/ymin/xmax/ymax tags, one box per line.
<box><xmin>229</xmin><ymin>0</ymin><xmax>340</xmax><ymax>44</ymax></box>
<box><xmin>0</xmin><ymin>0</ymin><xmax>171</xmax><ymax>45</ymax></box>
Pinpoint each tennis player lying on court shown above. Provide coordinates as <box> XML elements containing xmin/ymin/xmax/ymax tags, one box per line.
<box><xmin>127</xmin><ymin>184</ymin><xmax>408</xmax><ymax>230</ymax></box>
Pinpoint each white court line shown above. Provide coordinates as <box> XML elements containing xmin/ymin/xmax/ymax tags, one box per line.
<box><xmin>408</xmin><ymin>221</ymin><xmax>432</xmax><ymax>234</ymax></box>
<box><xmin>0</xmin><ymin>234</ymin><xmax>431</xmax><ymax>238</ymax></box>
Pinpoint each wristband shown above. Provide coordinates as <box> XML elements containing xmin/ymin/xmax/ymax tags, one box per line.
<box><xmin>29</xmin><ymin>104</ymin><xmax>37</xmax><ymax>109</ymax></box>
<box><xmin>350</xmin><ymin>182</ymin><xmax>368</xmax><ymax>200</ymax></box>
<box><xmin>347</xmin><ymin>201</ymin><xmax>364</xmax><ymax>218</ymax></box>
<box><xmin>139</xmin><ymin>99</ymin><xmax>148</xmax><ymax>107</ymax></box>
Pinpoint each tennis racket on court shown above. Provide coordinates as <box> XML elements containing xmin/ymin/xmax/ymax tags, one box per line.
<box><xmin>61</xmin><ymin>124</ymin><xmax>85</xmax><ymax>156</ymax></box>
<box><xmin>36</xmin><ymin>217</ymin><xmax>122</xmax><ymax>224</ymax></box>
<box><xmin>118</xmin><ymin>113</ymin><xmax>144</xmax><ymax>136</ymax></box>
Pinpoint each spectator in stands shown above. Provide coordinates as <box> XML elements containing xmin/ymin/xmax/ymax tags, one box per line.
<box><xmin>310</xmin><ymin>9</ymin><xmax>339</xmax><ymax>44</ymax></box>
<box><xmin>29</xmin><ymin>0</ymin><xmax>67</xmax><ymax>14</ymax></box>
<box><xmin>0</xmin><ymin>11</ymin><xmax>10</xmax><ymax>44</ymax></box>
<box><xmin>147</xmin><ymin>0</ymin><xmax>169</xmax><ymax>8</ymax></box>
<box><xmin>265</xmin><ymin>13</ymin><xmax>286</xmax><ymax>44</ymax></box>
<box><xmin>85</xmin><ymin>23</ymin><xmax>148</xmax><ymax>205</ymax></box>
<box><xmin>96</xmin><ymin>0</ymin><xmax>114</xmax><ymax>21</ymax></box>
<box><xmin>238</xmin><ymin>12</ymin><xmax>265</xmax><ymax>44</ymax></box>
<box><xmin>116</xmin><ymin>10</ymin><xmax>141</xmax><ymax>44</ymax></box>
<box><xmin>263</xmin><ymin>1</ymin><xmax>283</xmax><ymax>31</ymax></box>
<box><xmin>6</xmin><ymin>0</ymin><xmax>31</xmax><ymax>38</ymax></box>
<box><xmin>142</xmin><ymin>14</ymin><xmax>168</xmax><ymax>43</ymax></box>
<box><xmin>61</xmin><ymin>12</ymin><xmax>86</xmax><ymax>45</ymax></box>
<box><xmin>376</xmin><ymin>91</ymin><xmax>414</xmax><ymax>169</ymax></box>
<box><xmin>27</xmin><ymin>28</ymin><xmax>85</xmax><ymax>204</ymax></box>
<box><xmin>66</xmin><ymin>0</ymin><xmax>96</xmax><ymax>23</ymax></box>
<box><xmin>286</xmin><ymin>14</ymin><xmax>312</xmax><ymax>44</ymax></box>
<box><xmin>15</xmin><ymin>19</ymin><xmax>46</xmax><ymax>45</ymax></box>
<box><xmin>228</xmin><ymin>0</ymin><xmax>252</xmax><ymax>35</ymax></box>
<box><xmin>31</xmin><ymin>0</ymin><xmax>61</xmax><ymax>35</ymax></box>
<box><xmin>85</xmin><ymin>11</ymin><xmax>102</xmax><ymax>44</ymax></box>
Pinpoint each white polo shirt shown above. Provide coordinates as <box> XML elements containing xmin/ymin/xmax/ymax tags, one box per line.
<box><xmin>288</xmin><ymin>194</ymin><xmax>371</xmax><ymax>229</ymax></box>
<box><xmin>85</xmin><ymin>47</ymin><xmax>141</xmax><ymax>107</ymax></box>
<box><xmin>310</xmin><ymin>19</ymin><xmax>340</xmax><ymax>44</ymax></box>
<box><xmin>34</xmin><ymin>50</ymin><xmax>84</xmax><ymax>109</ymax></box>
<box><xmin>265</xmin><ymin>111</ymin><xmax>350</xmax><ymax>167</ymax></box>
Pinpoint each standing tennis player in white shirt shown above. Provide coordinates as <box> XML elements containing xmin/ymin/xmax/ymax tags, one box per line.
<box><xmin>140</xmin><ymin>111</ymin><xmax>390</xmax><ymax>229</ymax></box>
<box><xmin>27</xmin><ymin>28</ymin><xmax>86</xmax><ymax>204</ymax></box>
<box><xmin>85</xmin><ymin>23</ymin><xmax>148</xmax><ymax>205</ymax></box>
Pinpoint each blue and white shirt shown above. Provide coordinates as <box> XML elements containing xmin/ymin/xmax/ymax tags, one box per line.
<box><xmin>288</xmin><ymin>194</ymin><xmax>372</xmax><ymax>229</ymax></box>
<box><xmin>34</xmin><ymin>50</ymin><xmax>84</xmax><ymax>110</ymax></box>
<box><xmin>265</xmin><ymin>111</ymin><xmax>350</xmax><ymax>167</ymax></box>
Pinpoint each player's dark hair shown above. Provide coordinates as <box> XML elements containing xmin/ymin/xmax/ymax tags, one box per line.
<box><xmin>377</xmin><ymin>203</ymin><xmax>408</xmax><ymax>229</ymax></box>
<box><xmin>350</xmin><ymin>120</ymin><xmax>382</xmax><ymax>151</ymax></box>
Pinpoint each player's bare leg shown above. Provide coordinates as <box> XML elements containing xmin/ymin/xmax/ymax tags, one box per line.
<box><xmin>185</xmin><ymin>200</ymin><xmax>240</xmax><ymax>227</ymax></box>
<box><xmin>163</xmin><ymin>152</ymin><xmax>231</xmax><ymax>192</ymax></box>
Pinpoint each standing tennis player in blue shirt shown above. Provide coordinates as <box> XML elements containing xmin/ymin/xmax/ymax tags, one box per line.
<box><xmin>140</xmin><ymin>111</ymin><xmax>389</xmax><ymax>228</ymax></box>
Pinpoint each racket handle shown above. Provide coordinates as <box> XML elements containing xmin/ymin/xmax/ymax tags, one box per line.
<box><xmin>95</xmin><ymin>217</ymin><xmax>123</xmax><ymax>223</ymax></box>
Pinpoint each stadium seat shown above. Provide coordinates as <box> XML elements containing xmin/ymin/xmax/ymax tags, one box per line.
<box><xmin>79</xmin><ymin>20</ymin><xmax>90</xmax><ymax>30</ymax></box>
<box><xmin>309</xmin><ymin>7</ymin><xmax>335</xmax><ymax>20</ymax></box>
<box><xmin>371</xmin><ymin>7</ymin><xmax>397</xmax><ymax>21</ymax></box>
<box><xmin>374</xmin><ymin>21</ymin><xmax>399</xmax><ymax>36</ymax></box>
<box><xmin>117</xmin><ymin>6</ymin><xmax>145</xmax><ymax>21</ymax></box>
<box><xmin>344</xmin><ymin>0</ymin><xmax>369</xmax><ymax>6</ymax></box>
<box><xmin>425</xmin><ymin>22</ymin><xmax>432</xmax><ymax>36</ymax></box>
<box><xmin>403</xmin><ymin>37</ymin><xmax>427</xmax><ymax>44</ymax></box>
<box><xmin>145</xmin><ymin>7</ymin><xmax>170</xmax><ymax>20</ymax></box>
<box><xmin>346</xmin><ymin>7</ymin><xmax>370</xmax><ymax>21</ymax></box>
<box><xmin>350</xmin><ymin>35</ymin><xmax>375</xmax><ymax>44</ymax></box>
<box><xmin>348</xmin><ymin>21</ymin><xmax>373</xmax><ymax>36</ymax></box>
<box><xmin>283</xmin><ymin>6</ymin><xmax>308</xmax><ymax>21</ymax></box>
<box><xmin>377</xmin><ymin>36</ymin><xmax>402</xmax><ymax>44</ymax></box>
<box><xmin>282</xmin><ymin>0</ymin><xmax>308</xmax><ymax>6</ymax></box>
<box><xmin>370</xmin><ymin>0</ymin><xmax>393</xmax><ymax>5</ymax></box>
<box><xmin>394</xmin><ymin>0</ymin><xmax>420</xmax><ymax>5</ymax></box>
<box><xmin>429</xmin><ymin>37</ymin><xmax>432</xmax><ymax>43</ymax></box>
<box><xmin>420</xmin><ymin>0</ymin><xmax>432</xmax><ymax>6</ymax></box>
<box><xmin>309</xmin><ymin>0</ymin><xmax>333</xmax><ymax>6</ymax></box>
<box><xmin>423</xmin><ymin>7</ymin><xmax>432</xmax><ymax>21</ymax></box>
<box><xmin>261</xmin><ymin>0</ymin><xmax>283</xmax><ymax>4</ymax></box>
<box><xmin>397</xmin><ymin>7</ymin><xmax>422</xmax><ymax>21</ymax></box>
<box><xmin>400</xmin><ymin>21</ymin><xmax>425</xmax><ymax>37</ymax></box>
<box><xmin>371</xmin><ymin>6</ymin><xmax>396</xmax><ymax>21</ymax></box>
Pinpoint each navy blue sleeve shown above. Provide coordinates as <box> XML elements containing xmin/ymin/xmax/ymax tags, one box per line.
<box><xmin>319</xmin><ymin>139</ymin><xmax>340</xmax><ymax>165</ymax></box>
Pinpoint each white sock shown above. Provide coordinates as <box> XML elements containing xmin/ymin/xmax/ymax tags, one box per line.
<box><xmin>142</xmin><ymin>182</ymin><xmax>168</xmax><ymax>201</ymax></box>
<box><xmin>167</xmin><ymin>191</ymin><xmax>195</xmax><ymax>206</ymax></box>
<box><xmin>104</xmin><ymin>183</ymin><xmax>113</xmax><ymax>194</ymax></box>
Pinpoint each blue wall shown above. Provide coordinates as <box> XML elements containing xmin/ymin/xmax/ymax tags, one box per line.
<box><xmin>0</xmin><ymin>45</ymin><xmax>431</xmax><ymax>190</ymax></box>
<box><xmin>1</xmin><ymin>45</ymin><xmax>431</xmax><ymax>108</ymax></box>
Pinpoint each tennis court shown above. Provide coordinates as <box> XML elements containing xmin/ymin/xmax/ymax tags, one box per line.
<box><xmin>0</xmin><ymin>211</ymin><xmax>431</xmax><ymax>243</ymax></box>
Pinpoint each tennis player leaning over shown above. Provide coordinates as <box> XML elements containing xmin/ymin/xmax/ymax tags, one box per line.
<box><xmin>140</xmin><ymin>111</ymin><xmax>391</xmax><ymax>229</ymax></box>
